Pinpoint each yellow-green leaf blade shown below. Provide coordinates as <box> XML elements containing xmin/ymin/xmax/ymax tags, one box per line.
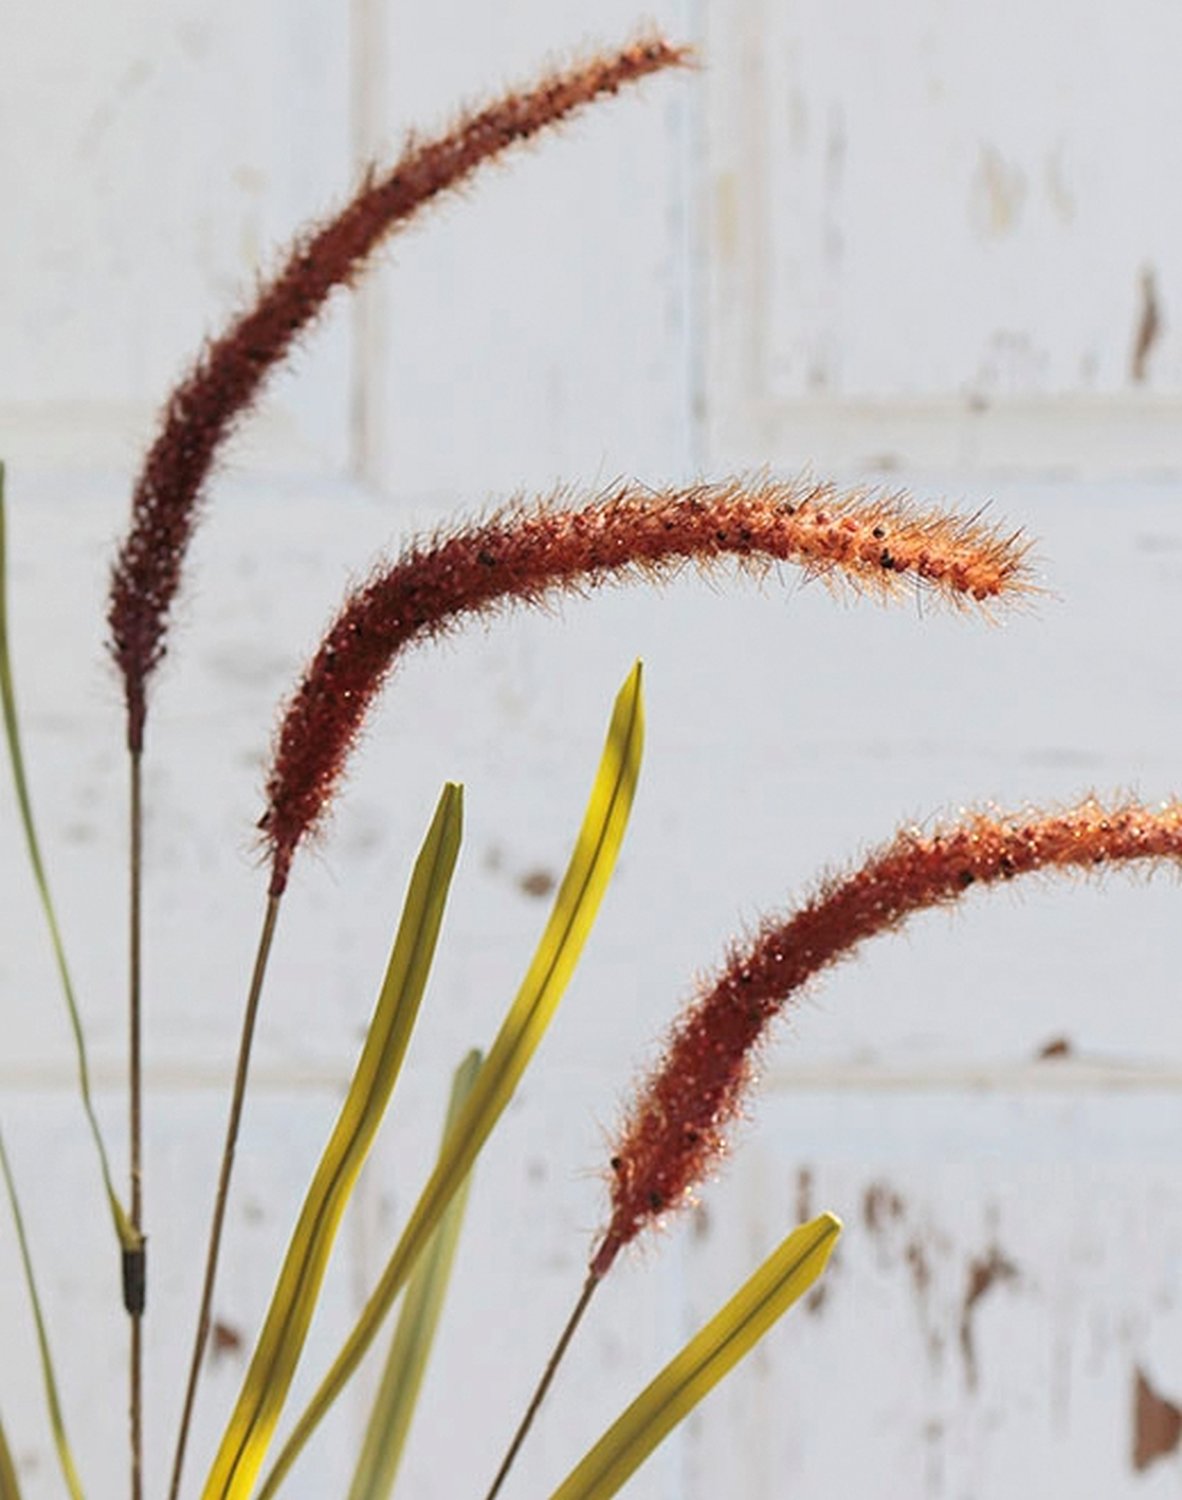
<box><xmin>200</xmin><ymin>783</ymin><xmax>463</xmax><ymax>1500</ymax></box>
<box><xmin>0</xmin><ymin>1126</ymin><xmax>85</xmax><ymax>1500</ymax></box>
<box><xmin>550</xmin><ymin>1212</ymin><xmax>842</xmax><ymax>1500</ymax></box>
<box><xmin>0</xmin><ymin>463</ymin><xmax>134</xmax><ymax>1251</ymax></box>
<box><xmin>346</xmin><ymin>1048</ymin><xmax>482</xmax><ymax>1500</ymax></box>
<box><xmin>257</xmin><ymin>661</ymin><xmax>645</xmax><ymax>1500</ymax></box>
<box><xmin>0</xmin><ymin>1411</ymin><xmax>22</xmax><ymax>1500</ymax></box>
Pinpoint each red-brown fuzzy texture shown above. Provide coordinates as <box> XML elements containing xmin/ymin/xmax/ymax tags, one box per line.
<box><xmin>260</xmin><ymin>478</ymin><xmax>1033</xmax><ymax>893</ymax></box>
<box><xmin>592</xmin><ymin>796</ymin><xmax>1182</xmax><ymax>1276</ymax></box>
<box><xmin>106</xmin><ymin>35</ymin><xmax>691</xmax><ymax>752</ymax></box>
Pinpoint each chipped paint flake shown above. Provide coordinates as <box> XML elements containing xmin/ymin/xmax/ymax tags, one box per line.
<box><xmin>959</xmin><ymin>1244</ymin><xmax>1019</xmax><ymax>1390</ymax></box>
<box><xmin>863</xmin><ymin>1181</ymin><xmax>905</xmax><ymax>1235</ymax></box>
<box><xmin>970</xmin><ymin>145</ymin><xmax>1027</xmax><ymax>238</ymax></box>
<box><xmin>1130</xmin><ymin>267</ymin><xmax>1161</xmax><ymax>384</ymax></box>
<box><xmin>1133</xmin><ymin>1366</ymin><xmax>1182</xmax><ymax>1471</ymax></box>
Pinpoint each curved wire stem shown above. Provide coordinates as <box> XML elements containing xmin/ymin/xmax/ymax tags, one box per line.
<box><xmin>167</xmin><ymin>892</ymin><xmax>282</xmax><ymax>1500</ymax></box>
<box><xmin>128</xmin><ymin>747</ymin><xmax>144</xmax><ymax>1500</ymax></box>
<box><xmin>483</xmin><ymin>1269</ymin><xmax>600</xmax><ymax>1500</ymax></box>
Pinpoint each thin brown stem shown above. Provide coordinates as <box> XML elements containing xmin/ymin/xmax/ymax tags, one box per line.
<box><xmin>130</xmin><ymin>1316</ymin><xmax>142</xmax><ymax>1500</ymax></box>
<box><xmin>483</xmin><ymin>1270</ymin><xmax>600</xmax><ymax>1500</ymax></box>
<box><xmin>168</xmin><ymin>892</ymin><xmax>282</xmax><ymax>1500</ymax></box>
<box><xmin>128</xmin><ymin>747</ymin><xmax>144</xmax><ymax>1500</ymax></box>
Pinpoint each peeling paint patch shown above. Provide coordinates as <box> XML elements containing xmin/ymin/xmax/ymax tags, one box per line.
<box><xmin>970</xmin><ymin>146</ymin><xmax>1026</xmax><ymax>238</ymax></box>
<box><xmin>863</xmin><ymin>1181</ymin><xmax>905</xmax><ymax>1235</ymax></box>
<box><xmin>714</xmin><ymin>171</ymin><xmax>740</xmax><ymax>267</ymax></box>
<box><xmin>78</xmin><ymin>58</ymin><xmax>153</xmax><ymax>157</ymax></box>
<box><xmin>824</xmin><ymin>106</ymin><xmax>846</xmax><ymax>266</ymax></box>
<box><xmin>787</xmin><ymin>89</ymin><xmax>808</xmax><ymax>151</ymax></box>
<box><xmin>905</xmin><ymin>1236</ymin><xmax>931</xmax><ymax>1298</ymax></box>
<box><xmin>906</xmin><ymin>1235</ymin><xmax>944</xmax><ymax>1366</ymax></box>
<box><xmin>1133</xmin><ymin>1366</ymin><xmax>1182</xmax><ymax>1471</ymax></box>
<box><xmin>1136</xmin><ymin>532</ymin><xmax>1182</xmax><ymax>554</ymax></box>
<box><xmin>804</xmin><ymin>1280</ymin><xmax>829</xmax><ymax>1317</ymax></box>
<box><xmin>1036</xmin><ymin>1035</ymin><xmax>1073</xmax><ymax>1060</ymax></box>
<box><xmin>1044</xmin><ymin>145</ymin><xmax>1076</xmax><ymax>225</ymax></box>
<box><xmin>959</xmin><ymin>1245</ymin><xmax>1019</xmax><ymax>1390</ymax></box>
<box><xmin>795</xmin><ymin>1166</ymin><xmax>813</xmax><ymax>1224</ymax></box>
<box><xmin>518</xmin><ymin>867</ymin><xmax>556</xmax><ymax>899</ymax></box>
<box><xmin>232</xmin><ymin>165</ymin><xmax>267</xmax><ymax>196</ymax></box>
<box><xmin>921</xmin><ymin>1416</ymin><xmax>945</xmax><ymax>1495</ymax></box>
<box><xmin>826</xmin><ymin>107</ymin><xmax>846</xmax><ymax>180</ymax></box>
<box><xmin>857</xmin><ymin>1181</ymin><xmax>951</xmax><ymax>1364</ymax></box>
<box><xmin>211</xmin><ymin>1320</ymin><xmax>243</xmax><ymax>1359</ymax></box>
<box><xmin>1131</xmin><ymin>267</ymin><xmax>1161</xmax><ymax>384</ymax></box>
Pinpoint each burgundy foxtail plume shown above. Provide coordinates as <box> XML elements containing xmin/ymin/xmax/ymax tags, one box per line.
<box><xmin>592</xmin><ymin>795</ymin><xmax>1182</xmax><ymax>1276</ymax></box>
<box><xmin>259</xmin><ymin>477</ymin><xmax>1033</xmax><ymax>893</ymax></box>
<box><xmin>106</xmin><ymin>34</ymin><xmax>691</xmax><ymax>752</ymax></box>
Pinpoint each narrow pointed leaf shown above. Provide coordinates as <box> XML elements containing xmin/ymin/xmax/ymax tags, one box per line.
<box><xmin>257</xmin><ymin>661</ymin><xmax>645</xmax><ymax>1499</ymax></box>
<box><xmin>0</xmin><ymin>1127</ymin><xmax>85</xmax><ymax>1500</ymax></box>
<box><xmin>200</xmin><ymin>783</ymin><xmax>463</xmax><ymax>1500</ymax></box>
<box><xmin>346</xmin><ymin>1048</ymin><xmax>482</xmax><ymax>1500</ymax></box>
<box><xmin>550</xmin><ymin>1212</ymin><xmax>842</xmax><ymax>1500</ymax></box>
<box><xmin>0</xmin><ymin>1412</ymin><xmax>22</xmax><ymax>1500</ymax></box>
<box><xmin>0</xmin><ymin>464</ymin><xmax>135</xmax><ymax>1252</ymax></box>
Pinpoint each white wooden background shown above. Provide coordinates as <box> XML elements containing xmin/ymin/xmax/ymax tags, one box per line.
<box><xmin>1</xmin><ymin>1</ymin><xmax>1181</xmax><ymax>1496</ymax></box>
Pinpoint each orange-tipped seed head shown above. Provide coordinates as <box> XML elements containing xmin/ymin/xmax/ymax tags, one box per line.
<box><xmin>592</xmin><ymin>796</ymin><xmax>1182</xmax><ymax>1276</ymax></box>
<box><xmin>260</xmin><ymin>478</ymin><xmax>1034</xmax><ymax>893</ymax></box>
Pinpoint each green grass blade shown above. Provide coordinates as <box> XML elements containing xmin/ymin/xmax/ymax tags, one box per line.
<box><xmin>199</xmin><ymin>783</ymin><xmax>463</xmax><ymax>1500</ymax></box>
<box><xmin>0</xmin><ymin>1125</ymin><xmax>85</xmax><ymax>1500</ymax></box>
<box><xmin>0</xmin><ymin>463</ymin><xmax>135</xmax><ymax>1252</ymax></box>
<box><xmin>257</xmin><ymin>661</ymin><xmax>645</xmax><ymax>1500</ymax></box>
<box><xmin>346</xmin><ymin>1048</ymin><xmax>482</xmax><ymax>1500</ymax></box>
<box><xmin>0</xmin><ymin>1408</ymin><xmax>24</xmax><ymax>1500</ymax></box>
<box><xmin>549</xmin><ymin>1212</ymin><xmax>842</xmax><ymax>1500</ymax></box>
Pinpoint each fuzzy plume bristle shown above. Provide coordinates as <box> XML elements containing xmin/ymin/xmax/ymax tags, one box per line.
<box><xmin>591</xmin><ymin>795</ymin><xmax>1182</xmax><ymax>1276</ymax></box>
<box><xmin>106</xmin><ymin>35</ymin><xmax>691</xmax><ymax>752</ymax></box>
<box><xmin>259</xmin><ymin>477</ymin><xmax>1033</xmax><ymax>893</ymax></box>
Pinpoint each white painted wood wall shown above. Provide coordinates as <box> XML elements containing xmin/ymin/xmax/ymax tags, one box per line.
<box><xmin>2</xmin><ymin>1</ymin><xmax>1180</xmax><ymax>1495</ymax></box>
